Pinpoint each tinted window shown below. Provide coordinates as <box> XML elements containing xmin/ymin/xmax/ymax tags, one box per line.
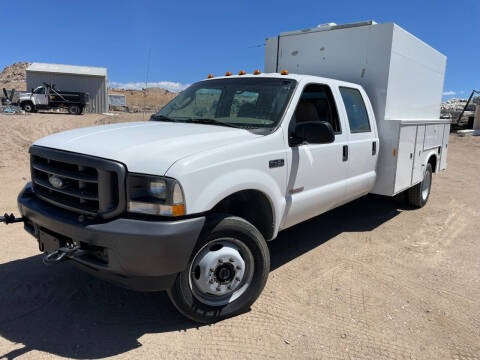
<box><xmin>292</xmin><ymin>84</ymin><xmax>341</xmax><ymax>133</ymax></box>
<box><xmin>339</xmin><ymin>87</ymin><xmax>370</xmax><ymax>133</ymax></box>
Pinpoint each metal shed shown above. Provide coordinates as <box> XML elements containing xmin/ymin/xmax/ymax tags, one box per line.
<box><xmin>26</xmin><ymin>63</ymin><xmax>108</xmax><ymax>113</ymax></box>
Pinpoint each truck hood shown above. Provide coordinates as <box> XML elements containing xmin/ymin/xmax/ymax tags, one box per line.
<box><xmin>33</xmin><ymin>121</ymin><xmax>260</xmax><ymax>175</ymax></box>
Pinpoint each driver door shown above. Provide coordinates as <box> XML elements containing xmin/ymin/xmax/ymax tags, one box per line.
<box><xmin>33</xmin><ymin>87</ymin><xmax>48</xmax><ymax>106</ymax></box>
<box><xmin>282</xmin><ymin>83</ymin><xmax>349</xmax><ymax>229</ymax></box>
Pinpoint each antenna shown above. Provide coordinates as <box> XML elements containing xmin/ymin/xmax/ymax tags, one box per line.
<box><xmin>143</xmin><ymin>47</ymin><xmax>151</xmax><ymax>121</ymax></box>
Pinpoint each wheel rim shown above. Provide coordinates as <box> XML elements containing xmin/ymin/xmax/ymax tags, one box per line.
<box><xmin>422</xmin><ymin>169</ymin><xmax>431</xmax><ymax>201</ymax></box>
<box><xmin>189</xmin><ymin>238</ymin><xmax>254</xmax><ymax>306</ymax></box>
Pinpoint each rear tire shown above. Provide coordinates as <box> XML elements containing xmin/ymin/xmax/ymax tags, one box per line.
<box><xmin>167</xmin><ymin>215</ymin><xmax>270</xmax><ymax>323</ymax></box>
<box><xmin>68</xmin><ymin>105</ymin><xmax>81</xmax><ymax>115</ymax></box>
<box><xmin>407</xmin><ymin>163</ymin><xmax>432</xmax><ymax>208</ymax></box>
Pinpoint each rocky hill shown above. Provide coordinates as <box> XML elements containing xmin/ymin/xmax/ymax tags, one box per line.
<box><xmin>0</xmin><ymin>62</ymin><xmax>30</xmax><ymax>91</ymax></box>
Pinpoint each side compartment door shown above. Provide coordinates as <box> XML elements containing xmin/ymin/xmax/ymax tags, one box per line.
<box><xmin>439</xmin><ymin>124</ymin><xmax>450</xmax><ymax>171</ymax></box>
<box><xmin>282</xmin><ymin>83</ymin><xmax>349</xmax><ymax>229</ymax></box>
<box><xmin>412</xmin><ymin>125</ymin><xmax>426</xmax><ymax>184</ymax></box>
<box><xmin>394</xmin><ymin>125</ymin><xmax>417</xmax><ymax>193</ymax></box>
<box><xmin>338</xmin><ymin>86</ymin><xmax>378</xmax><ymax>202</ymax></box>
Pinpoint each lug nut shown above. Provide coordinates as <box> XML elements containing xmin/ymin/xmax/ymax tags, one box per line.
<box><xmin>209</xmin><ymin>279</ymin><xmax>214</xmax><ymax>284</ymax></box>
<box><xmin>216</xmin><ymin>287</ymin><xmax>221</xmax><ymax>291</ymax></box>
<box><xmin>229</xmin><ymin>258</ymin><xmax>235</xmax><ymax>262</ymax></box>
<box><xmin>218</xmin><ymin>259</ymin><xmax>223</xmax><ymax>264</ymax></box>
<box><xmin>209</xmin><ymin>267</ymin><xmax>215</xmax><ymax>273</ymax></box>
<box><xmin>227</xmin><ymin>285</ymin><xmax>233</xmax><ymax>290</ymax></box>
<box><xmin>235</xmin><ymin>277</ymin><xmax>240</xmax><ymax>281</ymax></box>
<box><xmin>236</xmin><ymin>266</ymin><xmax>241</xmax><ymax>270</ymax></box>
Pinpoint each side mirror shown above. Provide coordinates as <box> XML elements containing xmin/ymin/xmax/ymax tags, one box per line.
<box><xmin>293</xmin><ymin>121</ymin><xmax>335</xmax><ymax>145</ymax></box>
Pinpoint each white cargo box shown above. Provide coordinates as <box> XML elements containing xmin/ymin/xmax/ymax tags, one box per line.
<box><xmin>265</xmin><ymin>21</ymin><xmax>450</xmax><ymax>196</ymax></box>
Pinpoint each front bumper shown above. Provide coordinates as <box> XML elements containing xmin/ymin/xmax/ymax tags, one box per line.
<box><xmin>18</xmin><ymin>184</ymin><xmax>205</xmax><ymax>291</ymax></box>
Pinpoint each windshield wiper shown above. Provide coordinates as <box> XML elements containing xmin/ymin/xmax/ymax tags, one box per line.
<box><xmin>150</xmin><ymin>114</ymin><xmax>178</xmax><ymax>122</ymax></box>
<box><xmin>183</xmin><ymin>118</ymin><xmax>256</xmax><ymax>129</ymax></box>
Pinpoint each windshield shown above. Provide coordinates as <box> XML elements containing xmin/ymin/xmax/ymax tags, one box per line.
<box><xmin>152</xmin><ymin>78</ymin><xmax>297</xmax><ymax>132</ymax></box>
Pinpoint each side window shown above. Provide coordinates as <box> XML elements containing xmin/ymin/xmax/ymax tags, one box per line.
<box><xmin>292</xmin><ymin>84</ymin><xmax>341</xmax><ymax>134</ymax></box>
<box><xmin>33</xmin><ymin>87</ymin><xmax>45</xmax><ymax>94</ymax></box>
<box><xmin>339</xmin><ymin>87</ymin><xmax>371</xmax><ymax>133</ymax></box>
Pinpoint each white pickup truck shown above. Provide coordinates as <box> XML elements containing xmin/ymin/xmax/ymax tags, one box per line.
<box><xmin>15</xmin><ymin>21</ymin><xmax>449</xmax><ymax>322</ymax></box>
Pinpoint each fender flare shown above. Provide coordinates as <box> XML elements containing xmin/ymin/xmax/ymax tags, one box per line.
<box><xmin>188</xmin><ymin>168</ymin><xmax>285</xmax><ymax>239</ymax></box>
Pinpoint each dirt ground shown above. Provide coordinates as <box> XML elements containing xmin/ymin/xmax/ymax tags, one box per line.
<box><xmin>0</xmin><ymin>112</ymin><xmax>479</xmax><ymax>359</ymax></box>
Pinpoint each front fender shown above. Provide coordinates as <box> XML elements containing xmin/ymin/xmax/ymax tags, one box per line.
<box><xmin>186</xmin><ymin>168</ymin><xmax>285</xmax><ymax>239</ymax></box>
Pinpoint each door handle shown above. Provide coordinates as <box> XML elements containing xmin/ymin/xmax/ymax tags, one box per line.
<box><xmin>372</xmin><ymin>141</ymin><xmax>376</xmax><ymax>156</ymax></box>
<box><xmin>343</xmin><ymin>145</ymin><xmax>348</xmax><ymax>162</ymax></box>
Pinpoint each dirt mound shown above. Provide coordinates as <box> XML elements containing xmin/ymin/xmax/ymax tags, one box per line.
<box><xmin>109</xmin><ymin>87</ymin><xmax>177</xmax><ymax>112</ymax></box>
<box><xmin>0</xmin><ymin>62</ymin><xmax>30</xmax><ymax>91</ymax></box>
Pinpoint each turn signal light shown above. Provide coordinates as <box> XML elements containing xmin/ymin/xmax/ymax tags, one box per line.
<box><xmin>253</xmin><ymin>69</ymin><xmax>261</xmax><ymax>75</ymax></box>
<box><xmin>238</xmin><ymin>70</ymin><xmax>246</xmax><ymax>75</ymax></box>
<box><xmin>207</xmin><ymin>74</ymin><xmax>214</xmax><ymax>79</ymax></box>
<box><xmin>280</xmin><ymin>69</ymin><xmax>289</xmax><ymax>75</ymax></box>
<box><xmin>393</xmin><ymin>148</ymin><xmax>397</xmax><ymax>157</ymax></box>
<box><xmin>225</xmin><ymin>71</ymin><xmax>232</xmax><ymax>76</ymax></box>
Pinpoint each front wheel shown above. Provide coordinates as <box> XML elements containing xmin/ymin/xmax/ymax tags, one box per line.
<box><xmin>22</xmin><ymin>102</ymin><xmax>35</xmax><ymax>113</ymax></box>
<box><xmin>407</xmin><ymin>163</ymin><xmax>433</xmax><ymax>208</ymax></box>
<box><xmin>167</xmin><ymin>215</ymin><xmax>270</xmax><ymax>323</ymax></box>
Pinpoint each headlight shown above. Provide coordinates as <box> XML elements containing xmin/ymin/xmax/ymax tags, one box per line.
<box><xmin>127</xmin><ymin>174</ymin><xmax>185</xmax><ymax>216</ymax></box>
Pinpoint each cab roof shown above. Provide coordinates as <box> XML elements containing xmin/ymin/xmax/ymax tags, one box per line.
<box><xmin>202</xmin><ymin>72</ymin><xmax>363</xmax><ymax>89</ymax></box>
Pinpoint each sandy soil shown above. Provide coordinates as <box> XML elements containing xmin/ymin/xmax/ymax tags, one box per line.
<box><xmin>0</xmin><ymin>112</ymin><xmax>479</xmax><ymax>359</ymax></box>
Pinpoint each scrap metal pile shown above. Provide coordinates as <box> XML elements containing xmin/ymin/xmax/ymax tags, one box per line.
<box><xmin>0</xmin><ymin>88</ymin><xmax>24</xmax><ymax>114</ymax></box>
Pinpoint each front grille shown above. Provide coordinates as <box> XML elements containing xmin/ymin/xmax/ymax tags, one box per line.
<box><xmin>30</xmin><ymin>146</ymin><xmax>126</xmax><ymax>219</ymax></box>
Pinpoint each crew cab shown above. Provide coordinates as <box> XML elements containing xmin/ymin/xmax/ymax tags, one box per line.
<box><xmin>16</xmin><ymin>21</ymin><xmax>449</xmax><ymax>323</ymax></box>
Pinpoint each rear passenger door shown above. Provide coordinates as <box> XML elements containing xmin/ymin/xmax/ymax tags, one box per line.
<box><xmin>338</xmin><ymin>87</ymin><xmax>378</xmax><ymax>202</ymax></box>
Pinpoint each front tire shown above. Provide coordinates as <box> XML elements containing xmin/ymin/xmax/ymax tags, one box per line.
<box><xmin>167</xmin><ymin>215</ymin><xmax>270</xmax><ymax>323</ymax></box>
<box><xmin>22</xmin><ymin>102</ymin><xmax>35</xmax><ymax>113</ymax></box>
<box><xmin>407</xmin><ymin>163</ymin><xmax>433</xmax><ymax>208</ymax></box>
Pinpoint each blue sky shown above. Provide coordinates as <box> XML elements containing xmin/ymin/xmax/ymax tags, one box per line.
<box><xmin>4</xmin><ymin>0</ymin><xmax>478</xmax><ymax>99</ymax></box>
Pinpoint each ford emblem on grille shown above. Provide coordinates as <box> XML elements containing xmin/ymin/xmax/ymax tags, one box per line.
<box><xmin>48</xmin><ymin>175</ymin><xmax>64</xmax><ymax>189</ymax></box>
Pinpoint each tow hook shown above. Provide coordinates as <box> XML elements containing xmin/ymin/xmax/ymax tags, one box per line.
<box><xmin>0</xmin><ymin>213</ymin><xmax>24</xmax><ymax>225</ymax></box>
<box><xmin>43</xmin><ymin>246</ymin><xmax>80</xmax><ymax>265</ymax></box>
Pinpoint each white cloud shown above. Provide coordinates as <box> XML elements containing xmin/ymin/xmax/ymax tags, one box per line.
<box><xmin>442</xmin><ymin>91</ymin><xmax>456</xmax><ymax>96</ymax></box>
<box><xmin>110</xmin><ymin>81</ymin><xmax>189</xmax><ymax>92</ymax></box>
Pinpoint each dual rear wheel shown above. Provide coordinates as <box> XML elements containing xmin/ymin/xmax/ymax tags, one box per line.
<box><xmin>395</xmin><ymin>163</ymin><xmax>433</xmax><ymax>208</ymax></box>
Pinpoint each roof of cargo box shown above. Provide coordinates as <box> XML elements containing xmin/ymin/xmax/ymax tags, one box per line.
<box><xmin>278</xmin><ymin>20</ymin><xmax>378</xmax><ymax>37</ymax></box>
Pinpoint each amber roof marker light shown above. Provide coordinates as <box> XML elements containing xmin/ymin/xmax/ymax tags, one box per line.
<box><xmin>238</xmin><ymin>70</ymin><xmax>246</xmax><ymax>75</ymax></box>
<box><xmin>280</xmin><ymin>69</ymin><xmax>289</xmax><ymax>75</ymax></box>
<box><xmin>253</xmin><ymin>69</ymin><xmax>261</xmax><ymax>75</ymax></box>
<box><xmin>225</xmin><ymin>71</ymin><xmax>232</xmax><ymax>76</ymax></box>
<box><xmin>207</xmin><ymin>74</ymin><xmax>214</xmax><ymax>79</ymax></box>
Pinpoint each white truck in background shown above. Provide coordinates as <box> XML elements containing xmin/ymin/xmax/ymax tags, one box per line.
<box><xmin>11</xmin><ymin>21</ymin><xmax>448</xmax><ymax>323</ymax></box>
